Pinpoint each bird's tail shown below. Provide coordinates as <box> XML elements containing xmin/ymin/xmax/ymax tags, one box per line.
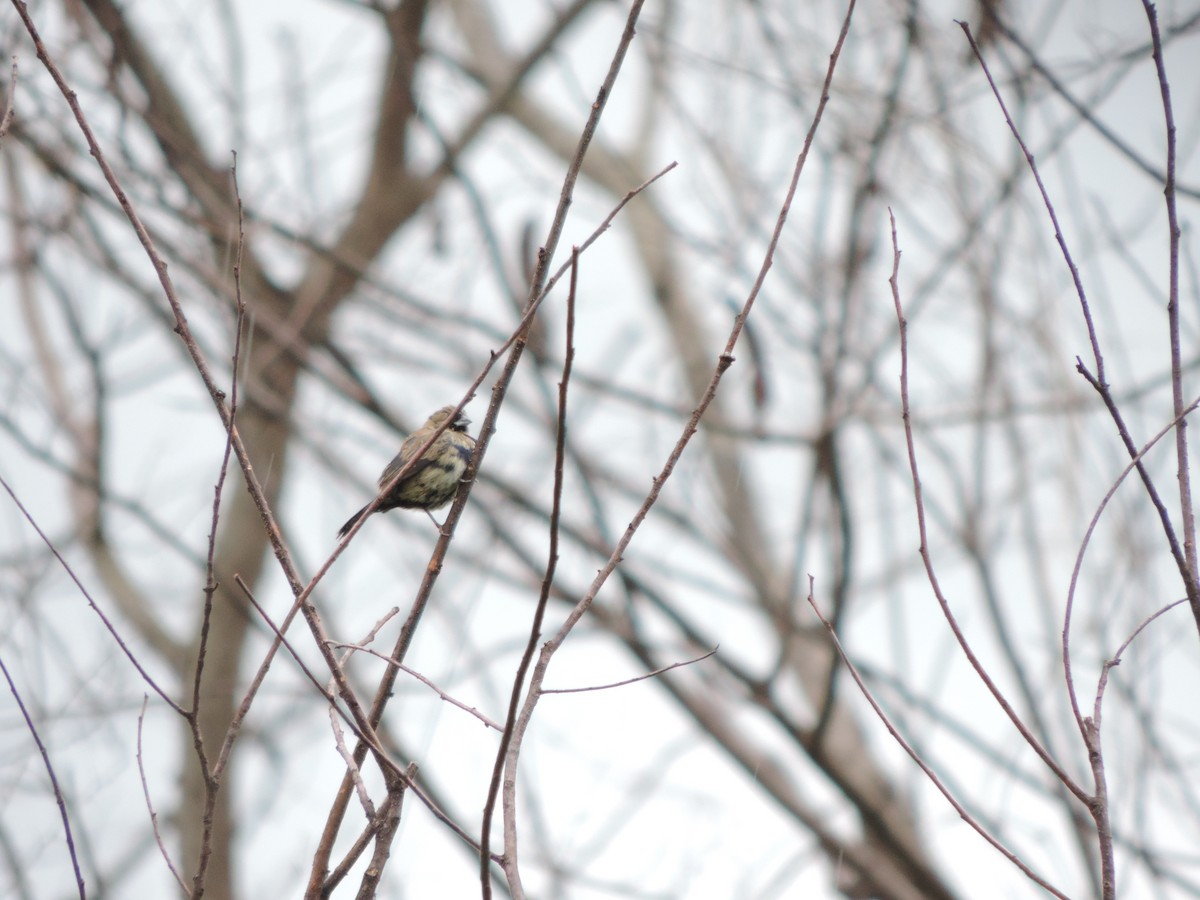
<box><xmin>337</xmin><ymin>505</ymin><xmax>369</xmax><ymax>538</ymax></box>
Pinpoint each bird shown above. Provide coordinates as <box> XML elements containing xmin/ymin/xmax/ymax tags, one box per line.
<box><xmin>337</xmin><ymin>406</ymin><xmax>476</xmax><ymax>538</ymax></box>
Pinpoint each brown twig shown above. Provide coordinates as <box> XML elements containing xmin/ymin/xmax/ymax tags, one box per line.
<box><xmin>958</xmin><ymin>17</ymin><xmax>1200</xmax><ymax>639</ymax></box>
<box><xmin>1093</xmin><ymin>597</ymin><xmax>1189</xmax><ymax>726</ymax></box>
<box><xmin>804</xmin><ymin>581</ymin><xmax>1070</xmax><ymax>899</ymax></box>
<box><xmin>0</xmin><ymin>474</ymin><xmax>182</xmax><ymax>712</ymax></box>
<box><xmin>321</xmin><ymin>775</ymin><xmax>492</xmax><ymax>899</ymax></box>
<box><xmin>1139</xmin><ymin>0</ymin><xmax>1197</xmax><ymax>627</ymax></box>
<box><xmin>0</xmin><ymin>653</ymin><xmax>87</xmax><ymax>900</ymax></box>
<box><xmin>328</xmin><ymin>704</ymin><xmax>376</xmax><ymax>820</ymax></box>
<box><xmin>232</xmin><ymin>576</ymin><xmax>372</xmax><ymax>752</ymax></box>
<box><xmin>137</xmin><ymin>696</ymin><xmax>189</xmax><ymax>896</ymax></box>
<box><xmin>980</xmin><ymin>9</ymin><xmax>1200</xmax><ymax>201</ymax></box>
<box><xmin>235</xmin><ymin>574</ymin><xmax>483</xmax><ymax>885</ymax></box>
<box><xmin>330</xmin><ymin>609</ymin><xmax>401</xmax><ymax>670</ymax></box>
<box><xmin>12</xmin><ymin>0</ymin><xmax>382</xmax><ymax>789</ymax></box>
<box><xmin>1063</xmin><ymin>394</ymin><xmax>1200</xmax><ymax>737</ymax></box>
<box><xmin>235</xmin><ymin>574</ymin><xmax>485</xmax><ymax>855</ymax></box>
<box><xmin>309</xmin><ymin>3</ymin><xmax>656</xmax><ymax>889</ymax></box>
<box><xmin>493</xmin><ymin>1</ymin><xmax>857</xmax><ymax>893</ymax></box>
<box><xmin>320</xmin><ymin>817</ymin><xmax>383</xmax><ymax>897</ymax></box>
<box><xmin>886</xmin><ymin>207</ymin><xmax>1087</xmax><ymax>805</ymax></box>
<box><xmin>327</xmin><ymin>643</ymin><xmax>502</xmax><ymax>731</ymax></box>
<box><xmin>321</xmin><ymin>774</ymin><xmax>495</xmax><ymax>898</ymax></box>
<box><xmin>541</xmin><ymin>646</ymin><xmax>718</xmax><ymax>694</ymax></box>
<box><xmin>487</xmin><ymin>245</ymin><xmax>578</xmax><ymax>897</ymax></box>
<box><xmin>353</xmin><ymin>766</ymin><xmax>411</xmax><ymax>900</ymax></box>
<box><xmin>325</xmin><ymin>614</ymin><xmax>405</xmax><ymax>821</ymax></box>
<box><xmin>193</xmin><ymin>152</ymin><xmax>246</xmax><ymax>718</ymax></box>
<box><xmin>0</xmin><ymin>56</ymin><xmax>16</xmax><ymax>144</ymax></box>
<box><xmin>12</xmin><ymin>23</ymin><xmax>393</xmax><ymax>889</ymax></box>
<box><xmin>187</xmin><ymin>152</ymin><xmax>247</xmax><ymax>898</ymax></box>
<box><xmin>538</xmin><ymin>162</ymin><xmax>677</xmax><ymax>306</ymax></box>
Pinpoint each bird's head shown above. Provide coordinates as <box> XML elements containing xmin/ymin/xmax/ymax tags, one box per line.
<box><xmin>425</xmin><ymin>405</ymin><xmax>470</xmax><ymax>432</ymax></box>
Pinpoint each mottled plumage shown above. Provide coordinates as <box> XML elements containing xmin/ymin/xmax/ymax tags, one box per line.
<box><xmin>337</xmin><ymin>406</ymin><xmax>475</xmax><ymax>538</ymax></box>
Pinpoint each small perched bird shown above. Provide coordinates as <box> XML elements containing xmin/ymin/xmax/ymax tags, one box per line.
<box><xmin>337</xmin><ymin>406</ymin><xmax>476</xmax><ymax>538</ymax></box>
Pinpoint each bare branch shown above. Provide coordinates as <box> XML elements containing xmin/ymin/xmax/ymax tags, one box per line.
<box><xmin>959</xmin><ymin>17</ymin><xmax>1200</xmax><ymax>638</ymax></box>
<box><xmin>886</xmin><ymin>206</ymin><xmax>1087</xmax><ymax>803</ymax></box>
<box><xmin>804</xmin><ymin>581</ymin><xmax>1070</xmax><ymax>900</ymax></box>
<box><xmin>1</xmin><ymin>475</ymin><xmax>183</xmax><ymax>713</ymax></box>
<box><xmin>541</xmin><ymin>647</ymin><xmax>718</xmax><ymax>695</ymax></box>
<box><xmin>0</xmin><ymin>653</ymin><xmax>87</xmax><ymax>900</ymax></box>
<box><xmin>137</xmin><ymin>697</ymin><xmax>189</xmax><ymax>897</ymax></box>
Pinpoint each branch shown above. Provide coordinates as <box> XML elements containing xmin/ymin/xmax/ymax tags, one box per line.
<box><xmin>1063</xmin><ymin>393</ymin><xmax>1200</xmax><ymax>737</ymax></box>
<box><xmin>0</xmin><ymin>653</ymin><xmax>87</xmax><ymax>899</ymax></box>
<box><xmin>1139</xmin><ymin>0</ymin><xmax>1196</xmax><ymax>626</ymax></box>
<box><xmin>493</xmin><ymin>0</ymin><xmax>857</xmax><ymax>893</ymax></box>
<box><xmin>886</xmin><ymin>207</ymin><xmax>1087</xmax><ymax>805</ymax></box>
<box><xmin>0</xmin><ymin>56</ymin><xmax>15</xmax><ymax>145</ymax></box>
<box><xmin>805</xmin><ymin>583</ymin><xmax>1069</xmax><ymax>900</ymax></box>
<box><xmin>137</xmin><ymin>696</ymin><xmax>189</xmax><ymax>896</ymax></box>
<box><xmin>0</xmin><ymin>475</ymin><xmax>182</xmax><ymax>712</ymax></box>
<box><xmin>309</xmin><ymin>2</ymin><xmax>656</xmax><ymax>888</ymax></box>
<box><xmin>488</xmin><ymin>245</ymin><xmax>578</xmax><ymax>897</ymax></box>
<box><xmin>186</xmin><ymin>152</ymin><xmax>247</xmax><ymax>897</ymax></box>
<box><xmin>958</xmin><ymin>17</ymin><xmax>1200</xmax><ymax>638</ymax></box>
<box><xmin>541</xmin><ymin>647</ymin><xmax>718</xmax><ymax>695</ymax></box>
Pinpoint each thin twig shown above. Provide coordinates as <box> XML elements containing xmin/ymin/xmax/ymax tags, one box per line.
<box><xmin>886</xmin><ymin>207</ymin><xmax>1087</xmax><ymax>805</ymax></box>
<box><xmin>193</xmin><ymin>152</ymin><xmax>247</xmax><ymax>717</ymax></box>
<box><xmin>0</xmin><ymin>56</ymin><xmax>16</xmax><ymax>144</ymax></box>
<box><xmin>955</xmin><ymin>21</ymin><xmax>1101</xmax><ymax>379</ymax></box>
<box><xmin>1</xmin><ymin>657</ymin><xmax>88</xmax><ymax>900</ymax></box>
<box><xmin>1063</xmin><ymin>394</ymin><xmax>1200</xmax><ymax>736</ymax></box>
<box><xmin>328</xmin><ymin>704</ymin><xmax>375</xmax><ymax>820</ymax></box>
<box><xmin>494</xmin><ymin>1</ymin><xmax>857</xmax><ymax>894</ymax></box>
<box><xmin>233</xmin><ymin>576</ymin><xmax>364</xmax><ymax>751</ymax></box>
<box><xmin>353</xmin><ymin>766</ymin><xmax>411</xmax><ymax>900</ymax></box>
<box><xmin>238</xmin><ymin>575</ymin><xmax>486</xmax><ymax>886</ymax></box>
<box><xmin>309</xmin><ymin>3</ymin><xmax>656</xmax><ymax>889</ymax></box>
<box><xmin>959</xmin><ymin>17</ymin><xmax>1200</xmax><ymax>638</ymax></box>
<box><xmin>538</xmin><ymin>162</ymin><xmax>677</xmax><ymax>306</ymax></box>
<box><xmin>1140</xmin><ymin>0</ymin><xmax>1197</xmax><ymax>624</ymax></box>
<box><xmin>488</xmin><ymin>245</ymin><xmax>578</xmax><ymax>897</ymax></box>
<box><xmin>541</xmin><ymin>646</ymin><xmax>718</xmax><ymax>694</ymax></box>
<box><xmin>804</xmin><ymin>582</ymin><xmax>1069</xmax><ymax>900</ymax></box>
<box><xmin>137</xmin><ymin>696</ymin><xmax>189</xmax><ymax>896</ymax></box>
<box><xmin>325</xmin><ymin>613</ymin><xmax>406</xmax><ymax>822</ymax></box>
<box><xmin>0</xmin><ymin>475</ymin><xmax>182</xmax><ymax>712</ymax></box>
<box><xmin>320</xmin><ymin>817</ymin><xmax>383</xmax><ymax>897</ymax></box>
<box><xmin>327</xmin><ymin>643</ymin><xmax>502</xmax><ymax>731</ymax></box>
<box><xmin>188</xmin><ymin>153</ymin><xmax>248</xmax><ymax>898</ymax></box>
<box><xmin>321</xmin><ymin>775</ymin><xmax>492</xmax><ymax>899</ymax></box>
<box><xmin>12</xmin><ymin>0</ymin><xmax>383</xmax><ymax>790</ymax></box>
<box><xmin>0</xmin><ymin>652</ymin><xmax>87</xmax><ymax>899</ymax></box>
<box><xmin>982</xmin><ymin>10</ymin><xmax>1200</xmax><ymax>201</ymax></box>
<box><xmin>1093</xmin><ymin>597</ymin><xmax>1188</xmax><ymax>725</ymax></box>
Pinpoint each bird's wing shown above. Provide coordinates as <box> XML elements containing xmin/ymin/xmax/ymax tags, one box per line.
<box><xmin>378</xmin><ymin>455</ymin><xmax>435</xmax><ymax>489</ymax></box>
